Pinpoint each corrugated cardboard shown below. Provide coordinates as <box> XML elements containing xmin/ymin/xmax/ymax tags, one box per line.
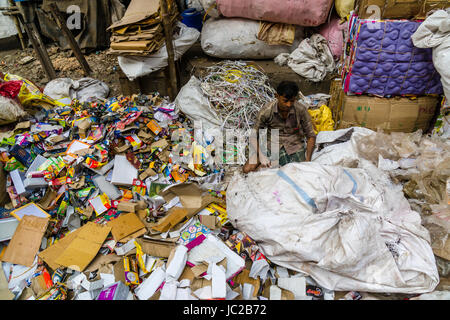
<box><xmin>107</xmin><ymin>213</ymin><xmax>145</xmax><ymax>242</ymax></box>
<box><xmin>357</xmin><ymin>0</ymin><xmax>450</xmax><ymax>19</ymax></box>
<box><xmin>108</xmin><ymin>0</ymin><xmax>160</xmax><ymax>30</ymax></box>
<box><xmin>2</xmin><ymin>215</ymin><xmax>49</xmax><ymax>267</ymax></box>
<box><xmin>233</xmin><ymin>269</ymin><xmax>260</xmax><ymax>297</ymax></box>
<box><xmin>117</xmin><ymin>201</ymin><xmax>138</xmax><ymax>213</ymax></box>
<box><xmin>339</xmin><ymin>94</ymin><xmax>439</xmax><ymax>133</ymax></box>
<box><xmin>50</xmin><ymin>222</ymin><xmax>112</xmax><ymax>272</ymax></box>
<box><xmin>39</xmin><ymin>228</ymin><xmax>83</xmax><ymax>271</ymax></box>
<box><xmin>153</xmin><ymin>207</ymin><xmax>190</xmax><ymax>233</ymax></box>
<box><xmin>0</xmin><ymin>266</ymin><xmax>14</xmax><ymax>300</ymax></box>
<box><xmin>135</xmin><ymin>238</ymin><xmax>176</xmax><ymax>258</ymax></box>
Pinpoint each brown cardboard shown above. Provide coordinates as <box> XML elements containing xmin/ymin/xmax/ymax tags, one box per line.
<box><xmin>108</xmin><ymin>0</ymin><xmax>160</xmax><ymax>30</ymax></box>
<box><xmin>2</xmin><ymin>215</ymin><xmax>49</xmax><ymax>267</ymax></box>
<box><xmin>233</xmin><ymin>269</ymin><xmax>260</xmax><ymax>297</ymax></box>
<box><xmin>139</xmin><ymin>167</ymin><xmax>157</xmax><ymax>180</ymax></box>
<box><xmin>339</xmin><ymin>94</ymin><xmax>438</xmax><ymax>133</ymax></box>
<box><xmin>0</xmin><ymin>263</ymin><xmax>14</xmax><ymax>300</ymax></box>
<box><xmin>117</xmin><ymin>201</ymin><xmax>138</xmax><ymax>213</ymax></box>
<box><xmin>179</xmin><ymin>265</ymin><xmax>196</xmax><ymax>283</ymax></box>
<box><xmin>114</xmin><ymin>144</ymin><xmax>130</xmax><ymax>154</ymax></box>
<box><xmin>135</xmin><ymin>238</ymin><xmax>176</xmax><ymax>258</ymax></box>
<box><xmin>150</xmin><ymin>139</ymin><xmax>169</xmax><ymax>150</ymax></box>
<box><xmin>107</xmin><ymin>213</ymin><xmax>145</xmax><ymax>242</ymax></box>
<box><xmin>357</xmin><ymin>0</ymin><xmax>450</xmax><ymax>19</ymax></box>
<box><xmin>153</xmin><ymin>207</ymin><xmax>189</xmax><ymax>233</ymax></box>
<box><xmin>119</xmin><ymin>228</ymin><xmax>147</xmax><ymax>243</ymax></box>
<box><xmin>199</xmin><ymin>215</ymin><xmax>217</xmax><ymax>230</ymax></box>
<box><xmin>113</xmin><ymin>257</ymin><xmax>126</xmax><ymax>284</ymax></box>
<box><xmin>53</xmin><ymin>222</ymin><xmax>112</xmax><ymax>272</ymax></box>
<box><xmin>191</xmin><ymin>263</ymin><xmax>209</xmax><ymax>278</ymax></box>
<box><xmin>38</xmin><ymin>228</ymin><xmax>83</xmax><ymax>271</ymax></box>
<box><xmin>31</xmin><ymin>274</ymin><xmax>50</xmax><ymax>297</ymax></box>
<box><xmin>190</xmin><ymin>278</ymin><xmax>212</xmax><ymax>292</ymax></box>
<box><xmin>85</xmin><ymin>252</ymin><xmax>123</xmax><ymax>273</ymax></box>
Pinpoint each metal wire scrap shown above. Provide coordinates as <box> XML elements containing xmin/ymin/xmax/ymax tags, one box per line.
<box><xmin>200</xmin><ymin>60</ymin><xmax>276</xmax><ymax>131</ymax></box>
<box><xmin>199</xmin><ymin>61</ymin><xmax>276</xmax><ymax>164</ymax></box>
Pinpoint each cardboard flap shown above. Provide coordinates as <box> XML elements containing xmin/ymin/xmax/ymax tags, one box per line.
<box><xmin>108</xmin><ymin>0</ymin><xmax>160</xmax><ymax>30</ymax></box>
<box><xmin>2</xmin><ymin>215</ymin><xmax>49</xmax><ymax>267</ymax></box>
<box><xmin>43</xmin><ymin>222</ymin><xmax>111</xmax><ymax>272</ymax></box>
<box><xmin>135</xmin><ymin>238</ymin><xmax>176</xmax><ymax>258</ymax></box>
<box><xmin>107</xmin><ymin>213</ymin><xmax>146</xmax><ymax>242</ymax></box>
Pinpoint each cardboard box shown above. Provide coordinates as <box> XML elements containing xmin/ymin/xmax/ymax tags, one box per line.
<box><xmin>338</xmin><ymin>94</ymin><xmax>439</xmax><ymax>133</ymax></box>
<box><xmin>357</xmin><ymin>0</ymin><xmax>450</xmax><ymax>19</ymax></box>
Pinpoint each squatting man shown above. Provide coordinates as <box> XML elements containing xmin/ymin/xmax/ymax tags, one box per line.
<box><xmin>243</xmin><ymin>81</ymin><xmax>316</xmax><ymax>173</ymax></box>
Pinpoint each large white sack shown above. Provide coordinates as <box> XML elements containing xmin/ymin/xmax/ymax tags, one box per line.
<box><xmin>43</xmin><ymin>78</ymin><xmax>78</xmax><ymax>100</ymax></box>
<box><xmin>227</xmin><ymin>162</ymin><xmax>439</xmax><ymax>293</ymax></box>
<box><xmin>412</xmin><ymin>9</ymin><xmax>450</xmax><ymax>101</ymax></box>
<box><xmin>201</xmin><ymin>18</ymin><xmax>304</xmax><ymax>59</ymax></box>
<box><xmin>43</xmin><ymin>77</ymin><xmax>109</xmax><ymax>103</ymax></box>
<box><xmin>174</xmin><ymin>75</ymin><xmax>223</xmax><ymax>129</ymax></box>
<box><xmin>119</xmin><ymin>22</ymin><xmax>200</xmax><ymax>81</ymax></box>
<box><xmin>275</xmin><ymin>34</ymin><xmax>335</xmax><ymax>82</ymax></box>
<box><xmin>312</xmin><ymin>127</ymin><xmax>375</xmax><ymax>167</ymax></box>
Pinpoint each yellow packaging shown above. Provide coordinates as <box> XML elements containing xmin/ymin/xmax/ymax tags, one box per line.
<box><xmin>308</xmin><ymin>105</ymin><xmax>335</xmax><ymax>134</ymax></box>
<box><xmin>146</xmin><ymin>120</ymin><xmax>162</xmax><ymax>135</ymax></box>
<box><xmin>134</xmin><ymin>241</ymin><xmax>150</xmax><ymax>274</ymax></box>
<box><xmin>123</xmin><ymin>256</ymin><xmax>140</xmax><ymax>286</ymax></box>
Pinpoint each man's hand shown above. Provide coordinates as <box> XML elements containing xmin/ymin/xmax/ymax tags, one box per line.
<box><xmin>305</xmin><ymin>137</ymin><xmax>316</xmax><ymax>162</ymax></box>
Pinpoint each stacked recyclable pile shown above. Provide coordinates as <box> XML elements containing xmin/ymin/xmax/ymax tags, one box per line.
<box><xmin>108</xmin><ymin>0</ymin><xmax>180</xmax><ymax>56</ymax></box>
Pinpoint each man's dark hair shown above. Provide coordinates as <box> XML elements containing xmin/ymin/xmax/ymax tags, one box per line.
<box><xmin>276</xmin><ymin>81</ymin><xmax>299</xmax><ymax>100</ymax></box>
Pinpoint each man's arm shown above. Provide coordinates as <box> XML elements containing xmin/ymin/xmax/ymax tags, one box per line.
<box><xmin>305</xmin><ymin>136</ymin><xmax>316</xmax><ymax>162</ymax></box>
<box><xmin>243</xmin><ymin>102</ymin><xmax>272</xmax><ymax>173</ymax></box>
<box><xmin>297</xmin><ymin>102</ymin><xmax>316</xmax><ymax>162</ymax></box>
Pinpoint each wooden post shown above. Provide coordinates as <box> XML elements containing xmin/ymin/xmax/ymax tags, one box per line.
<box><xmin>16</xmin><ymin>2</ymin><xmax>57</xmax><ymax>80</ymax></box>
<box><xmin>7</xmin><ymin>0</ymin><xmax>26</xmax><ymax>50</ymax></box>
<box><xmin>49</xmin><ymin>3</ymin><xmax>92</xmax><ymax>76</ymax></box>
<box><xmin>160</xmin><ymin>0</ymin><xmax>178</xmax><ymax>101</ymax></box>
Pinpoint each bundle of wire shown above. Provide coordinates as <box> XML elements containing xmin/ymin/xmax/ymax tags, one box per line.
<box><xmin>199</xmin><ymin>61</ymin><xmax>276</xmax><ymax>164</ymax></box>
<box><xmin>200</xmin><ymin>60</ymin><xmax>276</xmax><ymax>131</ymax></box>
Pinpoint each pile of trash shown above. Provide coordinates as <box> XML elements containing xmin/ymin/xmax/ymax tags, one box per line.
<box><xmin>0</xmin><ymin>65</ymin><xmax>448</xmax><ymax>301</ymax></box>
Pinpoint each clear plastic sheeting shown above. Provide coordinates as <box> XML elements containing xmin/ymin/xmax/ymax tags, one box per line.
<box><xmin>226</xmin><ymin>162</ymin><xmax>439</xmax><ymax>293</ymax></box>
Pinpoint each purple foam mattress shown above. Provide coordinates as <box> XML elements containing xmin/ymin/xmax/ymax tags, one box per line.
<box><xmin>344</xmin><ymin>20</ymin><xmax>443</xmax><ymax>96</ymax></box>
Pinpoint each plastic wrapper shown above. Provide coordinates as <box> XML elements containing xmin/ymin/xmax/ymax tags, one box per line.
<box><xmin>307</xmin><ymin>105</ymin><xmax>335</xmax><ymax>134</ymax></box>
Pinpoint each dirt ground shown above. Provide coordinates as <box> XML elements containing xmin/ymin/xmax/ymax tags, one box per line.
<box><xmin>0</xmin><ymin>45</ymin><xmax>122</xmax><ymax>96</ymax></box>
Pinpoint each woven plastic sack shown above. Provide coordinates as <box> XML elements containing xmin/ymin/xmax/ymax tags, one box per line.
<box><xmin>227</xmin><ymin>162</ymin><xmax>439</xmax><ymax>293</ymax></box>
<box><xmin>319</xmin><ymin>17</ymin><xmax>347</xmax><ymax>59</ymax></box>
<box><xmin>216</xmin><ymin>0</ymin><xmax>334</xmax><ymax>27</ymax></box>
<box><xmin>201</xmin><ymin>18</ymin><xmax>303</xmax><ymax>59</ymax></box>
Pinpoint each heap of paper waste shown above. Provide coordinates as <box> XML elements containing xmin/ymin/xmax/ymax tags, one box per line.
<box><xmin>0</xmin><ymin>66</ymin><xmax>448</xmax><ymax>301</ymax></box>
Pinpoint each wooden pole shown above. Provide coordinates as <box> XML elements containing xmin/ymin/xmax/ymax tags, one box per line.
<box><xmin>49</xmin><ymin>3</ymin><xmax>92</xmax><ymax>76</ymax></box>
<box><xmin>16</xmin><ymin>2</ymin><xmax>56</xmax><ymax>80</ymax></box>
<box><xmin>160</xmin><ymin>0</ymin><xmax>178</xmax><ymax>101</ymax></box>
<box><xmin>7</xmin><ymin>0</ymin><xmax>25</xmax><ymax>50</ymax></box>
